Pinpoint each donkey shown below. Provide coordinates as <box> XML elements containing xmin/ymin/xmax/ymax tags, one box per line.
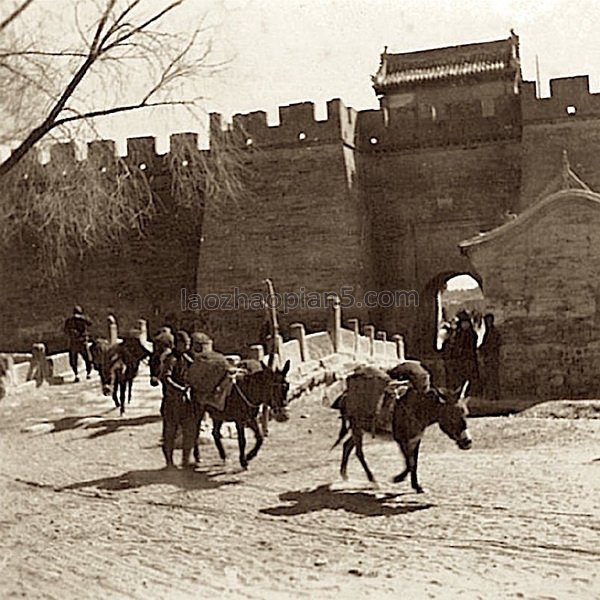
<box><xmin>90</xmin><ymin>337</ymin><xmax>149</xmax><ymax>415</ymax></box>
<box><xmin>332</xmin><ymin>363</ymin><xmax>471</xmax><ymax>493</ymax></box>
<box><xmin>190</xmin><ymin>359</ymin><xmax>291</xmax><ymax>469</ymax></box>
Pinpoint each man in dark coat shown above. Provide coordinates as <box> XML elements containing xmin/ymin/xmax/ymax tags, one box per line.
<box><xmin>63</xmin><ymin>305</ymin><xmax>92</xmax><ymax>382</ymax></box>
<box><xmin>453</xmin><ymin>310</ymin><xmax>480</xmax><ymax>395</ymax></box>
<box><xmin>439</xmin><ymin>321</ymin><xmax>460</xmax><ymax>390</ymax></box>
<box><xmin>479</xmin><ymin>313</ymin><xmax>502</xmax><ymax>401</ymax></box>
<box><xmin>160</xmin><ymin>330</ymin><xmax>196</xmax><ymax>469</ymax></box>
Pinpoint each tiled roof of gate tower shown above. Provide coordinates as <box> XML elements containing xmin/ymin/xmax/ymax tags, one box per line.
<box><xmin>372</xmin><ymin>34</ymin><xmax>520</xmax><ymax>93</ymax></box>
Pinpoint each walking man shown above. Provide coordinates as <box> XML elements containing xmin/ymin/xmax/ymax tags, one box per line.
<box><xmin>160</xmin><ymin>330</ymin><xmax>196</xmax><ymax>469</ymax></box>
<box><xmin>63</xmin><ymin>305</ymin><xmax>92</xmax><ymax>383</ymax></box>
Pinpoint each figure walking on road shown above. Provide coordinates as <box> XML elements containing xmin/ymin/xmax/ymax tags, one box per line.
<box><xmin>63</xmin><ymin>305</ymin><xmax>93</xmax><ymax>383</ymax></box>
<box><xmin>160</xmin><ymin>330</ymin><xmax>196</xmax><ymax>469</ymax></box>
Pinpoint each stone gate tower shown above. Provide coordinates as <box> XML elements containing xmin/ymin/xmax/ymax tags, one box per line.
<box><xmin>363</xmin><ymin>33</ymin><xmax>522</xmax><ymax>355</ymax></box>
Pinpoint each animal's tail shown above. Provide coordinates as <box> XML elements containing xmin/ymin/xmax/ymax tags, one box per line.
<box><xmin>330</xmin><ymin>391</ymin><xmax>349</xmax><ymax>450</ymax></box>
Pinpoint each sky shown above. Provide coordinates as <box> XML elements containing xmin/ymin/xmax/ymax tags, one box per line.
<box><xmin>59</xmin><ymin>0</ymin><xmax>600</xmax><ymax>153</ymax></box>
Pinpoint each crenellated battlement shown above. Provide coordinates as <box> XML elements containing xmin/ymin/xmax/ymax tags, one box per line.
<box><xmin>521</xmin><ymin>76</ymin><xmax>600</xmax><ymax>122</ymax></box>
<box><xmin>210</xmin><ymin>98</ymin><xmax>358</xmax><ymax>148</ymax></box>
<box><xmin>357</xmin><ymin>93</ymin><xmax>520</xmax><ymax>151</ymax></box>
<box><xmin>15</xmin><ymin>72</ymin><xmax>600</xmax><ymax>176</ymax></box>
<box><xmin>14</xmin><ymin>132</ymin><xmax>207</xmax><ymax>177</ymax></box>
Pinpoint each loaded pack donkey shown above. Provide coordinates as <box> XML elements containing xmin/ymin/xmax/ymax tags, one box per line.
<box><xmin>90</xmin><ymin>334</ymin><xmax>150</xmax><ymax>415</ymax></box>
<box><xmin>332</xmin><ymin>360</ymin><xmax>471</xmax><ymax>493</ymax></box>
<box><xmin>187</xmin><ymin>356</ymin><xmax>291</xmax><ymax>470</ymax></box>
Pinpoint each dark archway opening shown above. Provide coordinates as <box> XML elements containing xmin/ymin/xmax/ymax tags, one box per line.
<box><xmin>437</xmin><ymin>274</ymin><xmax>485</xmax><ymax>350</ymax></box>
<box><xmin>413</xmin><ymin>271</ymin><xmax>486</xmax><ymax>389</ymax></box>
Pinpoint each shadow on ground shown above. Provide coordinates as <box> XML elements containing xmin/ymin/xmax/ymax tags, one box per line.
<box><xmin>85</xmin><ymin>415</ymin><xmax>161</xmax><ymax>438</ymax></box>
<box><xmin>57</xmin><ymin>467</ymin><xmax>239</xmax><ymax>492</ymax></box>
<box><xmin>260</xmin><ymin>483</ymin><xmax>434</xmax><ymax>517</ymax></box>
<box><xmin>40</xmin><ymin>413</ymin><xmax>161</xmax><ymax>437</ymax></box>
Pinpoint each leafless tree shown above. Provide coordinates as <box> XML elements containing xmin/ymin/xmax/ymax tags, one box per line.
<box><xmin>0</xmin><ymin>0</ymin><xmax>247</xmax><ymax>279</ymax></box>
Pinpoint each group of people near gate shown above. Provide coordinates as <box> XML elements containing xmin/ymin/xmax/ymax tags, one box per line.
<box><xmin>438</xmin><ymin>309</ymin><xmax>501</xmax><ymax>400</ymax></box>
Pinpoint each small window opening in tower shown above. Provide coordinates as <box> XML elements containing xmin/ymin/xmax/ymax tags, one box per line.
<box><xmin>181</xmin><ymin>159</ymin><xmax>189</xmax><ymax>167</ymax></box>
<box><xmin>139</xmin><ymin>163</ymin><xmax>147</xmax><ymax>170</ymax></box>
<box><xmin>566</xmin><ymin>105</ymin><xmax>577</xmax><ymax>115</ymax></box>
<box><xmin>245</xmin><ymin>138</ymin><xmax>253</xmax><ymax>146</ymax></box>
<box><xmin>370</xmin><ymin>137</ymin><xmax>379</xmax><ymax>145</ymax></box>
<box><xmin>298</xmin><ymin>132</ymin><xmax>306</xmax><ymax>141</ymax></box>
<box><xmin>100</xmin><ymin>166</ymin><xmax>107</xmax><ymax>173</ymax></box>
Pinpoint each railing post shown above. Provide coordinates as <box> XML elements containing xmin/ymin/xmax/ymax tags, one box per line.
<box><xmin>137</xmin><ymin>319</ymin><xmax>148</xmax><ymax>345</ymax></box>
<box><xmin>107</xmin><ymin>315</ymin><xmax>118</xmax><ymax>345</ymax></box>
<box><xmin>364</xmin><ymin>325</ymin><xmax>375</xmax><ymax>357</ymax></box>
<box><xmin>327</xmin><ymin>295</ymin><xmax>341</xmax><ymax>353</ymax></box>
<box><xmin>249</xmin><ymin>344</ymin><xmax>265</xmax><ymax>362</ymax></box>
<box><xmin>392</xmin><ymin>334</ymin><xmax>405</xmax><ymax>362</ymax></box>
<box><xmin>27</xmin><ymin>343</ymin><xmax>49</xmax><ymax>386</ymax></box>
<box><xmin>290</xmin><ymin>323</ymin><xmax>308</xmax><ymax>362</ymax></box>
<box><xmin>347</xmin><ymin>318</ymin><xmax>359</xmax><ymax>355</ymax></box>
<box><xmin>376</xmin><ymin>331</ymin><xmax>387</xmax><ymax>342</ymax></box>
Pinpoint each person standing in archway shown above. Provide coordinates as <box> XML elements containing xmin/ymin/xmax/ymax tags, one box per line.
<box><xmin>439</xmin><ymin>320</ymin><xmax>460</xmax><ymax>389</ymax></box>
<box><xmin>479</xmin><ymin>313</ymin><xmax>501</xmax><ymax>401</ymax></box>
<box><xmin>454</xmin><ymin>310</ymin><xmax>480</xmax><ymax>395</ymax></box>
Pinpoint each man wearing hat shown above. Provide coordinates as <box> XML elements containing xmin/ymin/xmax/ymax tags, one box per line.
<box><xmin>160</xmin><ymin>330</ymin><xmax>196</xmax><ymax>468</ymax></box>
<box><xmin>188</xmin><ymin>332</ymin><xmax>236</xmax><ymax>411</ymax></box>
<box><xmin>453</xmin><ymin>310</ymin><xmax>480</xmax><ymax>394</ymax></box>
<box><xmin>63</xmin><ymin>305</ymin><xmax>93</xmax><ymax>383</ymax></box>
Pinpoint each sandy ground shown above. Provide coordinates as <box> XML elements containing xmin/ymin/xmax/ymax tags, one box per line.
<box><xmin>0</xmin><ymin>370</ymin><xmax>599</xmax><ymax>600</ymax></box>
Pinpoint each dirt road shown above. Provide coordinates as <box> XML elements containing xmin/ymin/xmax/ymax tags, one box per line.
<box><xmin>1</xmin><ymin>373</ymin><xmax>598</xmax><ymax>599</ymax></box>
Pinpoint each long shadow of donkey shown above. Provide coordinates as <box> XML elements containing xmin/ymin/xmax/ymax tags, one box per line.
<box><xmin>260</xmin><ymin>483</ymin><xmax>434</xmax><ymax>518</ymax></box>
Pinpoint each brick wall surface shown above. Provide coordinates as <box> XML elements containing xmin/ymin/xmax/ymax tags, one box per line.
<box><xmin>360</xmin><ymin>139</ymin><xmax>521</xmax><ymax>348</ymax></box>
<box><xmin>0</xmin><ymin>160</ymin><xmax>203</xmax><ymax>351</ymax></box>
<box><xmin>520</xmin><ymin>120</ymin><xmax>600</xmax><ymax>207</ymax></box>
<box><xmin>464</xmin><ymin>192</ymin><xmax>600</xmax><ymax>399</ymax></box>
<box><xmin>196</xmin><ymin>142</ymin><xmax>370</xmax><ymax>350</ymax></box>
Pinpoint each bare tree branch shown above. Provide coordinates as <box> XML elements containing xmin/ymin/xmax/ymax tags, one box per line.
<box><xmin>55</xmin><ymin>97</ymin><xmax>200</xmax><ymax>126</ymax></box>
<box><xmin>0</xmin><ymin>0</ymin><xmax>35</xmax><ymax>34</ymax></box>
<box><xmin>0</xmin><ymin>0</ymin><xmax>246</xmax><ymax>279</ymax></box>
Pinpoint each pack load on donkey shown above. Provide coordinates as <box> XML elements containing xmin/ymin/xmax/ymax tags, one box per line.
<box><xmin>187</xmin><ymin>352</ymin><xmax>235</xmax><ymax>410</ymax></box>
<box><xmin>341</xmin><ymin>366</ymin><xmax>393</xmax><ymax>434</ymax></box>
<box><xmin>333</xmin><ymin>364</ymin><xmax>419</xmax><ymax>434</ymax></box>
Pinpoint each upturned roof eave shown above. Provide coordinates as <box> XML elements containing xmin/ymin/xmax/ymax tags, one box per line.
<box><xmin>459</xmin><ymin>188</ymin><xmax>600</xmax><ymax>251</ymax></box>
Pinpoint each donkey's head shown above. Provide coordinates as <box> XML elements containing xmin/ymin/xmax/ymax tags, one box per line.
<box><xmin>262</xmin><ymin>359</ymin><xmax>291</xmax><ymax>422</ymax></box>
<box><xmin>436</xmin><ymin>381</ymin><xmax>472</xmax><ymax>450</ymax></box>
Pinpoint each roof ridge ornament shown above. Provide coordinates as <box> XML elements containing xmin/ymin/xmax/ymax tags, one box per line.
<box><xmin>561</xmin><ymin>149</ymin><xmax>591</xmax><ymax>191</ymax></box>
